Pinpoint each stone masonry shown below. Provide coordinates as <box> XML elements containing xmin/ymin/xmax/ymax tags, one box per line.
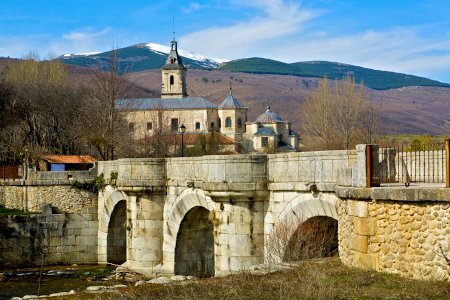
<box><xmin>1</xmin><ymin>145</ymin><xmax>449</xmax><ymax>281</ymax></box>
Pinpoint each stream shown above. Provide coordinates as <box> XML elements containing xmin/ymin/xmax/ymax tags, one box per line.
<box><xmin>0</xmin><ymin>264</ymin><xmax>118</xmax><ymax>299</ymax></box>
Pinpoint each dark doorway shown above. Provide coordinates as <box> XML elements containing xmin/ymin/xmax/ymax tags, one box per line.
<box><xmin>175</xmin><ymin>207</ymin><xmax>214</xmax><ymax>277</ymax></box>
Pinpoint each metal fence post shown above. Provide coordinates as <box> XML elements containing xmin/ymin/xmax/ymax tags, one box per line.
<box><xmin>446</xmin><ymin>139</ymin><xmax>450</xmax><ymax>188</ymax></box>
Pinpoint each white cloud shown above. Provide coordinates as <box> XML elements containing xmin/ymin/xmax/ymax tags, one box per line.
<box><xmin>180</xmin><ymin>0</ymin><xmax>320</xmax><ymax>58</ymax></box>
<box><xmin>272</xmin><ymin>27</ymin><xmax>450</xmax><ymax>81</ymax></box>
<box><xmin>183</xmin><ymin>2</ymin><xmax>205</xmax><ymax>13</ymax></box>
<box><xmin>181</xmin><ymin>1</ymin><xmax>450</xmax><ymax>83</ymax></box>
<box><xmin>50</xmin><ymin>28</ymin><xmax>113</xmax><ymax>56</ymax></box>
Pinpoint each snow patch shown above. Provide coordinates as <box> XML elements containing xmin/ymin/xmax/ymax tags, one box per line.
<box><xmin>62</xmin><ymin>52</ymin><xmax>100</xmax><ymax>57</ymax></box>
<box><xmin>145</xmin><ymin>43</ymin><xmax>229</xmax><ymax>66</ymax></box>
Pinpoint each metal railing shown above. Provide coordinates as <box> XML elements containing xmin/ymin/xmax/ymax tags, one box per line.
<box><xmin>367</xmin><ymin>140</ymin><xmax>449</xmax><ymax>187</ymax></box>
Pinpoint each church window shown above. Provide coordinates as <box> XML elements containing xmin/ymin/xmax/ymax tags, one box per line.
<box><xmin>171</xmin><ymin>118</ymin><xmax>179</xmax><ymax>132</ymax></box>
<box><xmin>261</xmin><ymin>137</ymin><xmax>269</xmax><ymax>147</ymax></box>
<box><xmin>170</xmin><ymin>75</ymin><xmax>174</xmax><ymax>85</ymax></box>
<box><xmin>218</xmin><ymin>118</ymin><xmax>221</xmax><ymax>128</ymax></box>
<box><xmin>195</xmin><ymin>122</ymin><xmax>201</xmax><ymax>130</ymax></box>
<box><xmin>147</xmin><ymin>122</ymin><xmax>153</xmax><ymax>131</ymax></box>
<box><xmin>225</xmin><ymin>117</ymin><xmax>232</xmax><ymax>128</ymax></box>
<box><xmin>237</xmin><ymin>118</ymin><xmax>242</xmax><ymax>128</ymax></box>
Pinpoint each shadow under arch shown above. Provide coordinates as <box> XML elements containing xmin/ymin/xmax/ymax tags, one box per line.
<box><xmin>107</xmin><ymin>200</ymin><xmax>127</xmax><ymax>264</ymax></box>
<box><xmin>267</xmin><ymin>192</ymin><xmax>339</xmax><ymax>263</ymax></box>
<box><xmin>98</xmin><ymin>188</ymin><xmax>128</xmax><ymax>264</ymax></box>
<box><xmin>163</xmin><ymin>188</ymin><xmax>215</xmax><ymax>275</ymax></box>
<box><xmin>175</xmin><ymin>206</ymin><xmax>214</xmax><ymax>277</ymax></box>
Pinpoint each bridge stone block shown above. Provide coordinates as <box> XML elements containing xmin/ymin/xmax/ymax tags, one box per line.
<box><xmin>347</xmin><ymin>200</ymin><xmax>368</xmax><ymax>217</ymax></box>
<box><xmin>353</xmin><ymin>217</ymin><xmax>377</xmax><ymax>236</ymax></box>
<box><xmin>350</xmin><ymin>235</ymin><xmax>368</xmax><ymax>253</ymax></box>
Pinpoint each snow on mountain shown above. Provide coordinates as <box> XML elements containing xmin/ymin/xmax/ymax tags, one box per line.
<box><xmin>145</xmin><ymin>43</ymin><xmax>229</xmax><ymax>68</ymax></box>
<box><xmin>62</xmin><ymin>52</ymin><xmax>100</xmax><ymax>57</ymax></box>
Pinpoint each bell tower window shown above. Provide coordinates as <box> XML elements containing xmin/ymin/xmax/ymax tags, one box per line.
<box><xmin>170</xmin><ymin>75</ymin><xmax>174</xmax><ymax>85</ymax></box>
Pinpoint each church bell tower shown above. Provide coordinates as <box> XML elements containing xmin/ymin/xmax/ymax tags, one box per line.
<box><xmin>161</xmin><ymin>39</ymin><xmax>187</xmax><ymax>98</ymax></box>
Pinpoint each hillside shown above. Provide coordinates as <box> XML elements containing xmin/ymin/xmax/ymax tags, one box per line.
<box><xmin>219</xmin><ymin>58</ymin><xmax>450</xmax><ymax>90</ymax></box>
<box><xmin>59</xmin><ymin>43</ymin><xmax>222</xmax><ymax>74</ymax></box>
<box><xmin>57</xmin><ymin>43</ymin><xmax>450</xmax><ymax>91</ymax></box>
<box><xmin>124</xmin><ymin>69</ymin><xmax>450</xmax><ymax>136</ymax></box>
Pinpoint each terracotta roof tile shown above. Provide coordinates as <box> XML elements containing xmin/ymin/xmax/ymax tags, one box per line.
<box><xmin>41</xmin><ymin>155</ymin><xmax>96</xmax><ymax>164</ymax></box>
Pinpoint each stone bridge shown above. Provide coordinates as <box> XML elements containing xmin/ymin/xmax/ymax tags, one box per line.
<box><xmin>1</xmin><ymin>145</ymin><xmax>448</xmax><ymax>281</ymax></box>
<box><xmin>95</xmin><ymin>146</ymin><xmax>450</xmax><ymax>281</ymax></box>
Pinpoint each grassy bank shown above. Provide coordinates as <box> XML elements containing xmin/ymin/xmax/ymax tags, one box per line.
<box><xmin>76</xmin><ymin>258</ymin><xmax>449</xmax><ymax>300</ymax></box>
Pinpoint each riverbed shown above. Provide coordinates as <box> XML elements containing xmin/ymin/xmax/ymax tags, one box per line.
<box><xmin>0</xmin><ymin>264</ymin><xmax>117</xmax><ymax>299</ymax></box>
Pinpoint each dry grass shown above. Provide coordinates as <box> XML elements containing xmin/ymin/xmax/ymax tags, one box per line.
<box><xmin>73</xmin><ymin>258</ymin><xmax>450</xmax><ymax>300</ymax></box>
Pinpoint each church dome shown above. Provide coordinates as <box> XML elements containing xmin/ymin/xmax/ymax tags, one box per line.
<box><xmin>255</xmin><ymin>106</ymin><xmax>283</xmax><ymax>123</ymax></box>
<box><xmin>218</xmin><ymin>88</ymin><xmax>244</xmax><ymax>109</ymax></box>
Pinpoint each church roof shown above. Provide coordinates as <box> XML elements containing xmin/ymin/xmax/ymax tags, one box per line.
<box><xmin>116</xmin><ymin>97</ymin><xmax>217</xmax><ymax>110</ymax></box>
<box><xmin>161</xmin><ymin>39</ymin><xmax>186</xmax><ymax>71</ymax></box>
<box><xmin>255</xmin><ymin>106</ymin><xmax>283</xmax><ymax>123</ymax></box>
<box><xmin>218</xmin><ymin>88</ymin><xmax>245</xmax><ymax>109</ymax></box>
<box><xmin>254</xmin><ymin>127</ymin><xmax>276</xmax><ymax>136</ymax></box>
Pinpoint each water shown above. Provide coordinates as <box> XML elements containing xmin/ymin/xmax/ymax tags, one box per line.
<box><xmin>0</xmin><ymin>264</ymin><xmax>116</xmax><ymax>299</ymax></box>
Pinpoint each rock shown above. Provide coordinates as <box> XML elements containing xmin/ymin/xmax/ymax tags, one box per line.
<box><xmin>170</xmin><ymin>275</ymin><xmax>186</xmax><ymax>281</ymax></box>
<box><xmin>86</xmin><ymin>285</ymin><xmax>106</xmax><ymax>291</ymax></box>
<box><xmin>186</xmin><ymin>276</ymin><xmax>197</xmax><ymax>281</ymax></box>
<box><xmin>11</xmin><ymin>297</ymin><xmax>23</xmax><ymax>300</ymax></box>
<box><xmin>135</xmin><ymin>280</ymin><xmax>146</xmax><ymax>286</ymax></box>
<box><xmin>147</xmin><ymin>276</ymin><xmax>171</xmax><ymax>284</ymax></box>
<box><xmin>0</xmin><ymin>274</ymin><xmax>7</xmax><ymax>282</ymax></box>
<box><xmin>69</xmin><ymin>290</ymin><xmax>76</xmax><ymax>294</ymax></box>
<box><xmin>49</xmin><ymin>292</ymin><xmax>71</xmax><ymax>297</ymax></box>
<box><xmin>22</xmin><ymin>296</ymin><xmax>39</xmax><ymax>300</ymax></box>
<box><xmin>114</xmin><ymin>284</ymin><xmax>128</xmax><ymax>289</ymax></box>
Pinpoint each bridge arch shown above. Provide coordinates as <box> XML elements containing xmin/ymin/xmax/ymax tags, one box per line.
<box><xmin>163</xmin><ymin>188</ymin><xmax>216</xmax><ymax>276</ymax></box>
<box><xmin>267</xmin><ymin>192</ymin><xmax>339</xmax><ymax>263</ymax></box>
<box><xmin>98</xmin><ymin>188</ymin><xmax>128</xmax><ymax>264</ymax></box>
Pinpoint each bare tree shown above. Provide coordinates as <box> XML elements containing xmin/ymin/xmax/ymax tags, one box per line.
<box><xmin>301</xmin><ymin>76</ymin><xmax>381</xmax><ymax>150</ymax></box>
<box><xmin>301</xmin><ymin>77</ymin><xmax>337</xmax><ymax>150</ymax></box>
<box><xmin>76</xmin><ymin>46</ymin><xmax>132</xmax><ymax>160</ymax></box>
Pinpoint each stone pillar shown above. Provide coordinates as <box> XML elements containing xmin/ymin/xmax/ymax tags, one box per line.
<box><xmin>214</xmin><ymin>198</ymin><xmax>265</xmax><ymax>275</ymax></box>
<box><xmin>126</xmin><ymin>193</ymin><xmax>164</xmax><ymax>271</ymax></box>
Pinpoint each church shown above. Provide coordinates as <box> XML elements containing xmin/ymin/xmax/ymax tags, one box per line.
<box><xmin>120</xmin><ymin>39</ymin><xmax>299</xmax><ymax>154</ymax></box>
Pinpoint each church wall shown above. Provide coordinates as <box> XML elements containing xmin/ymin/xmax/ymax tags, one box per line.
<box><xmin>126</xmin><ymin>109</ymin><xmax>216</xmax><ymax>139</ymax></box>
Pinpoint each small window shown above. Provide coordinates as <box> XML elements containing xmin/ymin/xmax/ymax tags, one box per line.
<box><xmin>218</xmin><ymin>118</ymin><xmax>221</xmax><ymax>128</ymax></box>
<box><xmin>261</xmin><ymin>137</ymin><xmax>269</xmax><ymax>147</ymax></box>
<box><xmin>237</xmin><ymin>118</ymin><xmax>242</xmax><ymax>128</ymax></box>
<box><xmin>128</xmin><ymin>122</ymin><xmax>135</xmax><ymax>131</ymax></box>
<box><xmin>170</xmin><ymin>75</ymin><xmax>174</xmax><ymax>85</ymax></box>
<box><xmin>195</xmin><ymin>122</ymin><xmax>201</xmax><ymax>130</ymax></box>
<box><xmin>171</xmin><ymin>118</ymin><xmax>179</xmax><ymax>132</ymax></box>
<box><xmin>147</xmin><ymin>122</ymin><xmax>153</xmax><ymax>131</ymax></box>
<box><xmin>225</xmin><ymin>117</ymin><xmax>232</xmax><ymax>128</ymax></box>
<box><xmin>210</xmin><ymin>122</ymin><xmax>215</xmax><ymax>129</ymax></box>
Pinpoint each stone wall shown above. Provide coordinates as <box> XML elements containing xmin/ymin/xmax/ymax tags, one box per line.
<box><xmin>0</xmin><ymin>205</ymin><xmax>98</xmax><ymax>266</ymax></box>
<box><xmin>0</xmin><ymin>168</ymin><xmax>97</xmax><ymax>213</ymax></box>
<box><xmin>337</xmin><ymin>186</ymin><xmax>450</xmax><ymax>281</ymax></box>
<box><xmin>0</xmin><ymin>184</ymin><xmax>97</xmax><ymax>213</ymax></box>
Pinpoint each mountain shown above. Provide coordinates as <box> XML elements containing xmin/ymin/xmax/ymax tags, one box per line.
<box><xmin>58</xmin><ymin>43</ymin><xmax>450</xmax><ymax>90</ymax></box>
<box><xmin>59</xmin><ymin>43</ymin><xmax>226</xmax><ymax>74</ymax></box>
<box><xmin>219</xmin><ymin>58</ymin><xmax>450</xmax><ymax>90</ymax></box>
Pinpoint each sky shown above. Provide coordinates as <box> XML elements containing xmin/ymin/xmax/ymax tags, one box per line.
<box><xmin>1</xmin><ymin>0</ymin><xmax>450</xmax><ymax>82</ymax></box>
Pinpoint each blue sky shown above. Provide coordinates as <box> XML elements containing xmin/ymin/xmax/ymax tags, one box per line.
<box><xmin>1</xmin><ymin>0</ymin><xmax>450</xmax><ymax>82</ymax></box>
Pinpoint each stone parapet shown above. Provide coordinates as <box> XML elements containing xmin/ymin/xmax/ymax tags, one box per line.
<box><xmin>336</xmin><ymin>186</ymin><xmax>450</xmax><ymax>202</ymax></box>
<box><xmin>268</xmin><ymin>149</ymin><xmax>357</xmax><ymax>190</ymax></box>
